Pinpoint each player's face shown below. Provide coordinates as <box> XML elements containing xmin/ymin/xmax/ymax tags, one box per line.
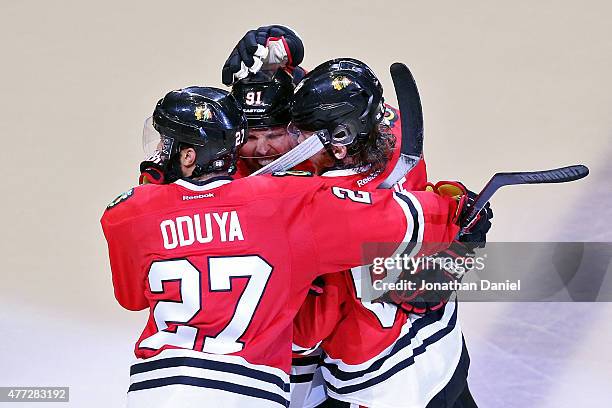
<box><xmin>239</xmin><ymin>125</ymin><xmax>298</xmax><ymax>172</ymax></box>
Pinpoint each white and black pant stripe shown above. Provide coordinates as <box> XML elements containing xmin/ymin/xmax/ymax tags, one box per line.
<box><xmin>321</xmin><ymin>301</ymin><xmax>463</xmax><ymax>407</ymax></box>
<box><xmin>129</xmin><ymin>349</ymin><xmax>290</xmax><ymax>407</ymax></box>
<box><xmin>290</xmin><ymin>355</ymin><xmax>321</xmax><ymax>384</ymax></box>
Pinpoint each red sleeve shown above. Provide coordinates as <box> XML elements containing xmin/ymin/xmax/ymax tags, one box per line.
<box><xmin>100</xmin><ymin>200</ymin><xmax>148</xmax><ymax>311</ymax></box>
<box><xmin>308</xmin><ymin>184</ymin><xmax>461</xmax><ymax>274</ymax></box>
<box><xmin>293</xmin><ymin>273</ymin><xmax>348</xmax><ymax>350</ymax></box>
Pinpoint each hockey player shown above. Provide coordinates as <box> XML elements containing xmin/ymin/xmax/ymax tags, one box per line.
<box><xmin>139</xmin><ymin>68</ymin><xmax>298</xmax><ymax>183</ymax></box>
<box><xmin>101</xmin><ymin>86</ymin><xmax>477</xmax><ymax>408</ymax></box>
<box><xmin>231</xmin><ymin>68</ymin><xmax>301</xmax><ymax>176</ymax></box>
<box><xmin>221</xmin><ymin>27</ymin><xmax>479</xmax><ymax>407</ymax></box>
<box><xmin>288</xmin><ymin>59</ymin><xmax>490</xmax><ymax>407</ymax></box>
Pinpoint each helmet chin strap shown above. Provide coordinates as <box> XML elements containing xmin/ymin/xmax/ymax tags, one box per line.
<box><xmin>190</xmin><ymin>151</ymin><xmax>238</xmax><ymax>178</ymax></box>
<box><xmin>238</xmin><ymin>153</ymin><xmax>283</xmax><ymax>160</ymax></box>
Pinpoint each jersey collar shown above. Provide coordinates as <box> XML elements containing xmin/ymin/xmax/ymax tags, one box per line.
<box><xmin>321</xmin><ymin>167</ymin><xmax>364</xmax><ymax>177</ymax></box>
<box><xmin>174</xmin><ymin>176</ymin><xmax>233</xmax><ymax>191</ymax></box>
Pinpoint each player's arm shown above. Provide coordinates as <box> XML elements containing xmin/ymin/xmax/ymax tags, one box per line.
<box><xmin>292</xmin><ymin>273</ymin><xmax>348</xmax><ymax>352</ymax></box>
<box><xmin>222</xmin><ymin>25</ymin><xmax>305</xmax><ymax>85</ymax></box>
<box><xmin>383</xmin><ymin>181</ymin><xmax>493</xmax><ymax>313</ymax></box>
<box><xmin>100</xmin><ymin>197</ymin><xmax>148</xmax><ymax>311</ymax></box>
<box><xmin>308</xmin><ymin>185</ymin><xmax>464</xmax><ymax>273</ymax></box>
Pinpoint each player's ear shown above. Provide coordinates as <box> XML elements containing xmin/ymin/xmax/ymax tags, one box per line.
<box><xmin>332</xmin><ymin>145</ymin><xmax>347</xmax><ymax>160</ymax></box>
<box><xmin>180</xmin><ymin>147</ymin><xmax>197</xmax><ymax>167</ymax></box>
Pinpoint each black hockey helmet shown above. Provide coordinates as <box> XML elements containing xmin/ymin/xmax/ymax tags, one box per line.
<box><xmin>290</xmin><ymin>58</ymin><xmax>385</xmax><ymax>148</ymax></box>
<box><xmin>231</xmin><ymin>68</ymin><xmax>294</xmax><ymax>128</ymax></box>
<box><xmin>141</xmin><ymin>86</ymin><xmax>247</xmax><ymax>181</ymax></box>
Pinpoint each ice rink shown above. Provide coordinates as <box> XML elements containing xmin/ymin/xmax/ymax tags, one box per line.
<box><xmin>1</xmin><ymin>1</ymin><xmax>611</xmax><ymax>406</ymax></box>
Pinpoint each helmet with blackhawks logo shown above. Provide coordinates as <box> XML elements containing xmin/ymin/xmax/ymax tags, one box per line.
<box><xmin>290</xmin><ymin>58</ymin><xmax>385</xmax><ymax>151</ymax></box>
<box><xmin>140</xmin><ymin>86</ymin><xmax>248</xmax><ymax>183</ymax></box>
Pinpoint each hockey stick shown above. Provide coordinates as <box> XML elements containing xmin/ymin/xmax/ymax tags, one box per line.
<box><xmin>250</xmin><ymin>135</ymin><xmax>324</xmax><ymax>175</ymax></box>
<box><xmin>378</xmin><ymin>62</ymin><xmax>424</xmax><ymax>189</ymax></box>
<box><xmin>459</xmin><ymin>164</ymin><xmax>590</xmax><ymax>236</ymax></box>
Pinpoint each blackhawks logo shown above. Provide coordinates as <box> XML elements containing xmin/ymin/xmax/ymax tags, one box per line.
<box><xmin>332</xmin><ymin>76</ymin><xmax>352</xmax><ymax>90</ymax></box>
<box><xmin>194</xmin><ymin>104</ymin><xmax>213</xmax><ymax>121</ymax></box>
<box><xmin>106</xmin><ymin>188</ymin><xmax>134</xmax><ymax>210</ymax></box>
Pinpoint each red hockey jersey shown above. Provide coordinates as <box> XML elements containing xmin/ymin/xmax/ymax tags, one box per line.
<box><xmin>101</xmin><ymin>174</ymin><xmax>459</xmax><ymax>407</ymax></box>
<box><xmin>288</xmin><ymin>104</ymin><xmax>429</xmax><ymax>408</ymax></box>
<box><xmin>292</xmin><ymin>164</ymin><xmax>464</xmax><ymax>407</ymax></box>
<box><xmin>291</xmin><ymin>162</ymin><xmax>430</xmax><ymax>364</ymax></box>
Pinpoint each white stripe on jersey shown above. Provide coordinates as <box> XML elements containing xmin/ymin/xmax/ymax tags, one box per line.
<box><xmin>127</xmin><ymin>348</ymin><xmax>290</xmax><ymax>408</ymax></box>
<box><xmin>290</xmin><ymin>352</ymin><xmax>327</xmax><ymax>408</ymax></box>
<box><xmin>392</xmin><ymin>191</ymin><xmax>425</xmax><ymax>259</ymax></box>
<box><xmin>292</xmin><ymin>342</ymin><xmax>322</xmax><ymax>356</ymax></box>
<box><xmin>174</xmin><ymin>178</ymin><xmax>232</xmax><ymax>191</ymax></box>
<box><xmin>321</xmin><ymin>300</ymin><xmax>463</xmax><ymax>408</ymax></box>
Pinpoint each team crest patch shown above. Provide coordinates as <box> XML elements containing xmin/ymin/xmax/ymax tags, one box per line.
<box><xmin>194</xmin><ymin>104</ymin><xmax>213</xmax><ymax>121</ymax></box>
<box><xmin>332</xmin><ymin>76</ymin><xmax>352</xmax><ymax>90</ymax></box>
<box><xmin>106</xmin><ymin>188</ymin><xmax>134</xmax><ymax>209</ymax></box>
<box><xmin>384</xmin><ymin>107</ymin><xmax>397</xmax><ymax>126</ymax></box>
<box><xmin>272</xmin><ymin>170</ymin><xmax>313</xmax><ymax>177</ymax></box>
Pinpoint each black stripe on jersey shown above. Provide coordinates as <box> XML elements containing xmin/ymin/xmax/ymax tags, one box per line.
<box><xmin>393</xmin><ymin>192</ymin><xmax>420</xmax><ymax>252</ymax></box>
<box><xmin>291</xmin><ymin>356</ymin><xmax>321</xmax><ymax>367</ymax></box>
<box><xmin>325</xmin><ymin>304</ymin><xmax>458</xmax><ymax>395</ymax></box>
<box><xmin>130</xmin><ymin>357</ymin><xmax>290</xmax><ymax>392</ymax></box>
<box><xmin>322</xmin><ymin>301</ymin><xmax>456</xmax><ymax>382</ymax></box>
<box><xmin>290</xmin><ymin>373</ymin><xmax>315</xmax><ymax>384</ymax></box>
<box><xmin>129</xmin><ymin>375</ymin><xmax>290</xmax><ymax>407</ymax></box>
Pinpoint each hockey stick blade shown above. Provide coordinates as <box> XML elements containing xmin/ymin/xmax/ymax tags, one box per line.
<box><xmin>390</xmin><ymin>62</ymin><xmax>423</xmax><ymax>157</ymax></box>
<box><xmin>378</xmin><ymin>63</ymin><xmax>424</xmax><ymax>188</ymax></box>
<box><xmin>459</xmin><ymin>164</ymin><xmax>589</xmax><ymax>235</ymax></box>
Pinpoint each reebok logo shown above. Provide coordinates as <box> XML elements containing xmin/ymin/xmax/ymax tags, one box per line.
<box><xmin>182</xmin><ymin>193</ymin><xmax>214</xmax><ymax>201</ymax></box>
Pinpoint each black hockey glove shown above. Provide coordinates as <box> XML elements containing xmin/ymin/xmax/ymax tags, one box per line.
<box><xmin>458</xmin><ymin>190</ymin><xmax>493</xmax><ymax>249</ymax></box>
<box><xmin>378</xmin><ymin>241</ymin><xmax>475</xmax><ymax>314</ymax></box>
<box><xmin>222</xmin><ymin>25</ymin><xmax>304</xmax><ymax>85</ymax></box>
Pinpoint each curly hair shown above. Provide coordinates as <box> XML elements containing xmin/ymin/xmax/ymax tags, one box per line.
<box><xmin>344</xmin><ymin>122</ymin><xmax>396</xmax><ymax>174</ymax></box>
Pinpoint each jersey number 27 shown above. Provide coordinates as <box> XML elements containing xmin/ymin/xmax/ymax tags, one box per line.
<box><xmin>139</xmin><ymin>256</ymin><xmax>272</xmax><ymax>354</ymax></box>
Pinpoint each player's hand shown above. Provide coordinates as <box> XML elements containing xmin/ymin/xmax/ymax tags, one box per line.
<box><xmin>222</xmin><ymin>25</ymin><xmax>304</xmax><ymax>86</ymax></box>
<box><xmin>426</xmin><ymin>180</ymin><xmax>493</xmax><ymax>249</ymax></box>
<box><xmin>308</xmin><ymin>276</ymin><xmax>325</xmax><ymax>296</ymax></box>
<box><xmin>458</xmin><ymin>190</ymin><xmax>493</xmax><ymax>249</ymax></box>
<box><xmin>139</xmin><ymin>160</ymin><xmax>165</xmax><ymax>185</ymax></box>
<box><xmin>380</xmin><ymin>241</ymin><xmax>475</xmax><ymax>314</ymax></box>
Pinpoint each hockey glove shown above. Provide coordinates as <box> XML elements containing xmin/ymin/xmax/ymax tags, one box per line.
<box><xmin>379</xmin><ymin>241</ymin><xmax>476</xmax><ymax>314</ymax></box>
<box><xmin>426</xmin><ymin>181</ymin><xmax>493</xmax><ymax>249</ymax></box>
<box><xmin>458</xmin><ymin>190</ymin><xmax>493</xmax><ymax>249</ymax></box>
<box><xmin>139</xmin><ymin>160</ymin><xmax>165</xmax><ymax>185</ymax></box>
<box><xmin>222</xmin><ymin>25</ymin><xmax>304</xmax><ymax>85</ymax></box>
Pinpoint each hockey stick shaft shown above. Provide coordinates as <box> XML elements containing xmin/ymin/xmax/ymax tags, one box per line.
<box><xmin>459</xmin><ymin>164</ymin><xmax>589</xmax><ymax>235</ymax></box>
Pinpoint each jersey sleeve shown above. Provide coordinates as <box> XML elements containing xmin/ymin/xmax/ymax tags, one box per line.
<box><xmin>100</xmin><ymin>203</ymin><xmax>148</xmax><ymax>311</ymax></box>
<box><xmin>307</xmin><ymin>185</ymin><xmax>461</xmax><ymax>274</ymax></box>
<box><xmin>292</xmin><ymin>273</ymin><xmax>349</xmax><ymax>351</ymax></box>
